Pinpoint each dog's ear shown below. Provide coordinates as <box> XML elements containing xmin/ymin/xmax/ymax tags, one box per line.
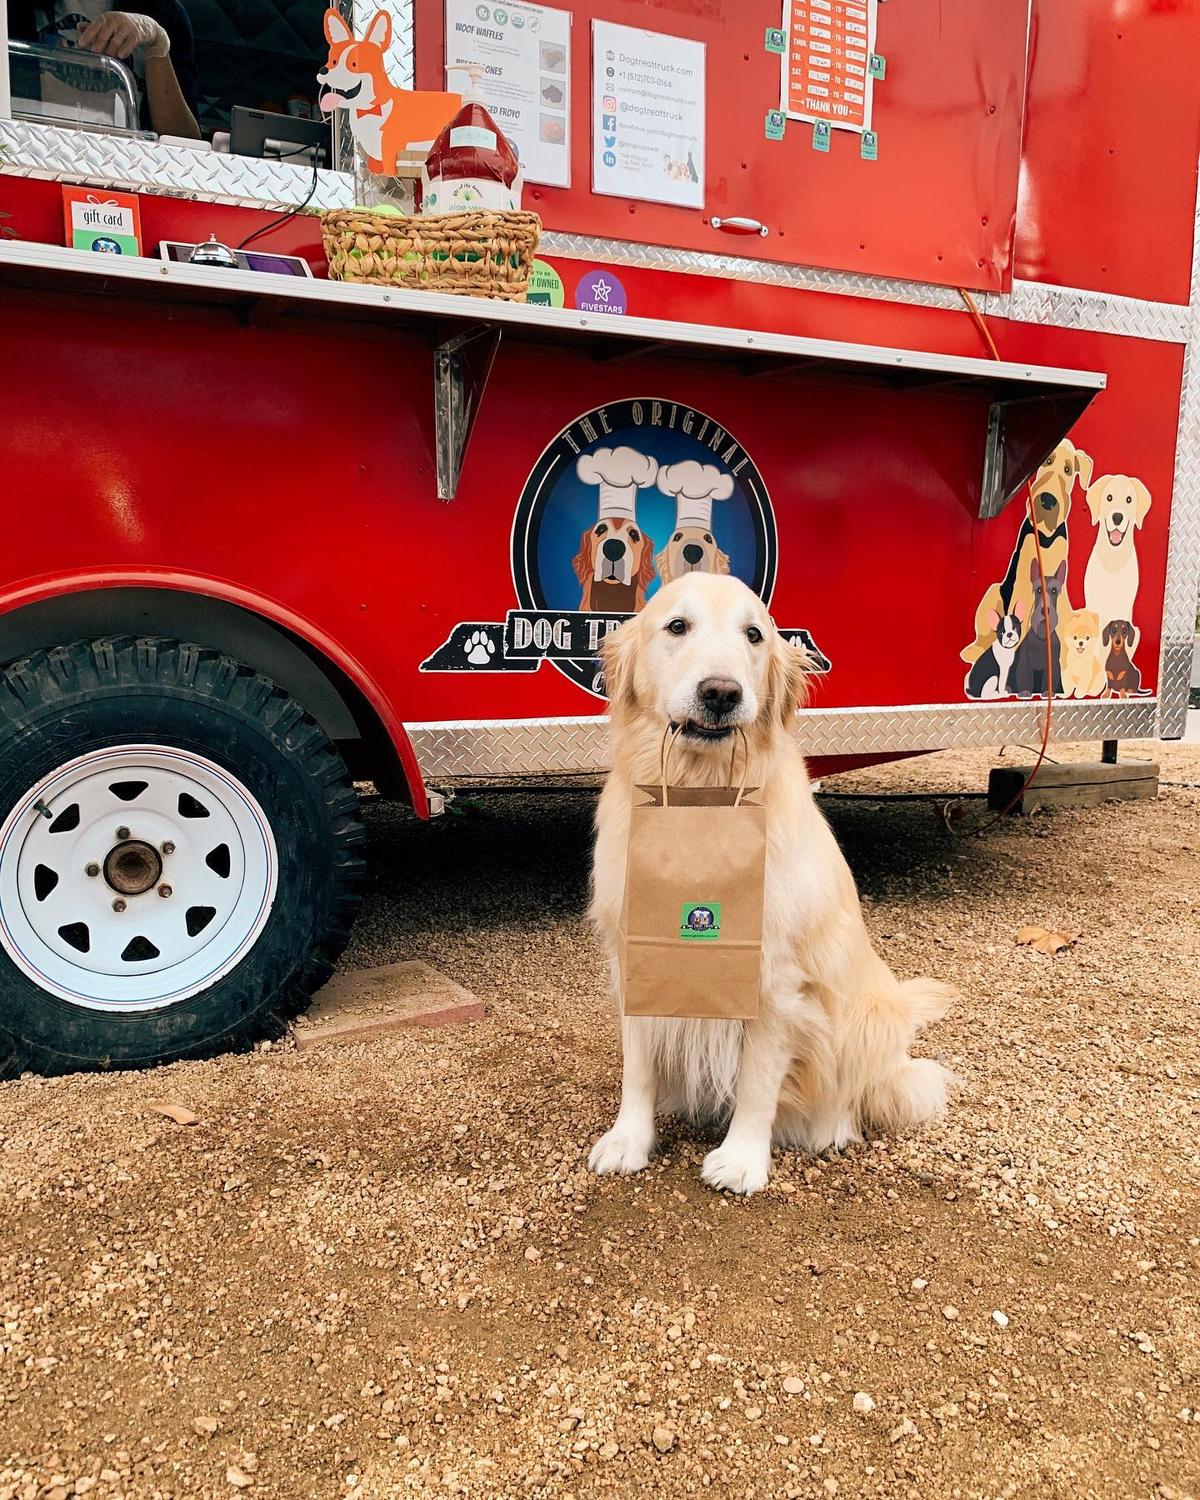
<box><xmin>364</xmin><ymin>7</ymin><xmax>392</xmax><ymax>48</ymax></box>
<box><xmin>1014</xmin><ymin>595</ymin><xmax>1028</xmax><ymax>623</ymax></box>
<box><xmin>599</xmin><ymin>616</ymin><xmax>640</xmax><ymax>715</ymax></box>
<box><xmin>635</xmin><ymin>533</ymin><xmax>657</xmax><ymax>598</ymax></box>
<box><xmin>1085</xmin><ymin>479</ymin><xmax>1107</xmax><ymax>525</ymax></box>
<box><xmin>1074</xmin><ymin>448</ymin><xmax>1094</xmax><ymax>491</ymax></box>
<box><xmin>1103</xmin><ymin>621</ymin><xmax>1114</xmax><ymax>645</ymax></box>
<box><xmin>323</xmin><ymin>6</ymin><xmax>353</xmax><ymax>44</ymax></box>
<box><xmin>986</xmin><ymin>606</ymin><xmax>999</xmax><ymax>631</ymax></box>
<box><xmin>766</xmin><ymin>629</ymin><xmax>810</xmax><ymax>730</ymax></box>
<box><xmin>654</xmin><ymin>546</ymin><xmax>671</xmax><ymax>585</ymax></box>
<box><xmin>1131</xmin><ymin>477</ymin><xmax>1152</xmax><ymax>529</ymax></box>
<box><xmin>572</xmin><ymin>529</ymin><xmax>595</xmax><ymax>587</ymax></box>
<box><xmin>714</xmin><ymin>547</ymin><xmax>731</xmax><ymax>577</ymax></box>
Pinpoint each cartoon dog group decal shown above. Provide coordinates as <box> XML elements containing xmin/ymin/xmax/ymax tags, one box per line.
<box><xmin>963</xmin><ymin>439</ymin><xmax>1153</xmax><ymax>701</ymax></box>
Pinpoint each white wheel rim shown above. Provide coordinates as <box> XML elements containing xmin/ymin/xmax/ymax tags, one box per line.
<box><xmin>0</xmin><ymin>744</ymin><xmax>278</xmax><ymax>1011</ymax></box>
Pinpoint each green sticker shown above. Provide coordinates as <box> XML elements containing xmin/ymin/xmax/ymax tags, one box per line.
<box><xmin>764</xmin><ymin>26</ymin><xmax>786</xmax><ymax>54</ymax></box>
<box><xmin>680</xmin><ymin>902</ymin><xmax>722</xmax><ymax>942</ymax></box>
<box><xmin>860</xmin><ymin>129</ymin><xmax>878</xmax><ymax>162</ymax></box>
<box><xmin>526</xmin><ymin>258</ymin><xmax>565</xmax><ymax>308</ymax></box>
<box><xmin>765</xmin><ymin>109</ymin><xmax>786</xmax><ymax>142</ymax></box>
<box><xmin>869</xmin><ymin>52</ymin><xmax>886</xmax><ymax>79</ymax></box>
<box><xmin>812</xmin><ymin>120</ymin><xmax>831</xmax><ymax>152</ymax></box>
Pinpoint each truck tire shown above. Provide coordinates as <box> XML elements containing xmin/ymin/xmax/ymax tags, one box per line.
<box><xmin>0</xmin><ymin>638</ymin><xmax>365</xmax><ymax>1078</ymax></box>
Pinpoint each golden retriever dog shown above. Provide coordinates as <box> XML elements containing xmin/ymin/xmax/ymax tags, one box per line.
<box><xmin>655</xmin><ymin>526</ymin><xmax>731</xmax><ymax>584</ymax></box>
<box><xmin>573</xmin><ymin>518</ymin><xmax>656</xmax><ymax>614</ymax></box>
<box><xmin>962</xmin><ymin>438</ymin><xmax>1092</xmax><ymax>665</ymax></box>
<box><xmin>1059</xmin><ymin>608</ymin><xmax>1105</xmax><ymax>698</ymax></box>
<box><xmin>589</xmin><ymin>573</ymin><xmax>955</xmax><ymax>1195</ymax></box>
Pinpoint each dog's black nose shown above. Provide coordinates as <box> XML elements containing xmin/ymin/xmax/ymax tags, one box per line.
<box><xmin>698</xmin><ymin>677</ymin><xmax>742</xmax><ymax>718</ymax></box>
<box><xmin>1111</xmin><ymin>511</ymin><xmax>1124</xmax><ymax>527</ymax></box>
<box><xmin>1039</xmin><ymin>492</ymin><xmax>1056</xmax><ymax>510</ymax></box>
<box><xmin>682</xmin><ymin>542</ymin><xmax>704</xmax><ymax>565</ymax></box>
<box><xmin>601</xmin><ymin>538</ymin><xmax>625</xmax><ymax>562</ymax></box>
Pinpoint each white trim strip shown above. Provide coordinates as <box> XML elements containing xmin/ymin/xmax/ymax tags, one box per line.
<box><xmin>0</xmin><ymin>239</ymin><xmax>1106</xmax><ymax>392</ymax></box>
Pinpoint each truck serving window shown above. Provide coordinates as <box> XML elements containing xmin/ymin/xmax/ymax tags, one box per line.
<box><xmin>0</xmin><ymin>0</ymin><xmax>402</xmax><ymax>205</ymax></box>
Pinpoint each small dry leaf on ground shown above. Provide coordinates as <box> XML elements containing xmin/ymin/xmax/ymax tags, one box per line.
<box><xmin>1015</xmin><ymin>925</ymin><xmax>1079</xmax><ymax>955</ymax></box>
<box><xmin>146</xmin><ymin>1101</ymin><xmax>199</xmax><ymax>1125</ymax></box>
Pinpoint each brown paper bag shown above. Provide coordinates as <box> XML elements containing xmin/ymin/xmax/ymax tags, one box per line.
<box><xmin>619</xmin><ymin>730</ymin><xmax>764</xmax><ymax>1020</ymax></box>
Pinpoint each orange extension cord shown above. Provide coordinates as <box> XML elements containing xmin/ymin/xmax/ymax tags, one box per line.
<box><xmin>947</xmin><ymin>289</ymin><xmax>1056</xmax><ymax>834</ymax></box>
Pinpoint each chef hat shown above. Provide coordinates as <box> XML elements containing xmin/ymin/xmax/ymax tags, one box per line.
<box><xmin>657</xmin><ymin>461</ymin><xmax>735</xmax><ymax>532</ymax></box>
<box><xmin>576</xmin><ymin>447</ymin><xmax>659</xmax><ymax>523</ymax></box>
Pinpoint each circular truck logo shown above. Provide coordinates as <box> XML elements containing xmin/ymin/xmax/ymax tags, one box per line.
<box><xmin>513</xmin><ymin>398</ymin><xmax>776</xmax><ymax>696</ymax></box>
<box><xmin>420</xmin><ymin>397</ymin><xmax>829</xmax><ymax>699</ymax></box>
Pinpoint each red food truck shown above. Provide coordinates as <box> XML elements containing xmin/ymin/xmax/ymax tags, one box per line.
<box><xmin>0</xmin><ymin>0</ymin><xmax>1197</xmax><ymax>1077</ymax></box>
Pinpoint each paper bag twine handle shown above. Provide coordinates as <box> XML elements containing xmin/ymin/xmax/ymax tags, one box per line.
<box><xmin>658</xmin><ymin>725</ymin><xmax>750</xmax><ymax>807</ymax></box>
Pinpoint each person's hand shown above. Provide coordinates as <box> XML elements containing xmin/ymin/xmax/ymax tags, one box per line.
<box><xmin>77</xmin><ymin>11</ymin><xmax>170</xmax><ymax>62</ymax></box>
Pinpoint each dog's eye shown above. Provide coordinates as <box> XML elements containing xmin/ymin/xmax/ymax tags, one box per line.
<box><xmin>629</xmin><ymin>529</ymin><xmax>640</xmax><ymax>543</ymax></box>
<box><xmin>665</xmin><ymin>618</ymin><xmax>688</xmax><ymax>636</ymax></box>
<box><xmin>594</xmin><ymin>523</ymin><xmax>607</xmax><ymax>536</ymax></box>
<box><xmin>746</xmin><ymin>626</ymin><xmax>763</xmax><ymax>645</ymax></box>
<box><xmin>673</xmin><ymin>532</ymin><xmax>682</xmax><ymax>542</ymax></box>
<box><xmin>704</xmin><ymin>533</ymin><xmax>713</xmax><ymax>544</ymax></box>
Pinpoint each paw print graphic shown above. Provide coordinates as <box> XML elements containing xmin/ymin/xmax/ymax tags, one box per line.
<box><xmin>464</xmin><ymin>629</ymin><xmax>496</xmax><ymax>667</ymax></box>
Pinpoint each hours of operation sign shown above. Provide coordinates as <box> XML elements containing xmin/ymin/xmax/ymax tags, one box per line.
<box><xmin>781</xmin><ymin>0</ymin><xmax>877</xmax><ymax>132</ymax></box>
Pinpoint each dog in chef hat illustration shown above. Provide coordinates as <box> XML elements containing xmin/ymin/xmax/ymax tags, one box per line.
<box><xmin>572</xmin><ymin>447</ymin><xmax>659</xmax><ymax>612</ymax></box>
<box><xmin>654</xmin><ymin>460</ymin><xmax>733</xmax><ymax>583</ymax></box>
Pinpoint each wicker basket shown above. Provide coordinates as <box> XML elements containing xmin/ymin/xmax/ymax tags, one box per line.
<box><xmin>321</xmin><ymin>208</ymin><xmax>540</xmax><ymax>301</ymax></box>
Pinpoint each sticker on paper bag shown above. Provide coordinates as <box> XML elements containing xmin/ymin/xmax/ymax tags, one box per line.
<box><xmin>765</xmin><ymin>109</ymin><xmax>786</xmax><ymax>142</ymax></box>
<box><xmin>860</xmin><ymin>129</ymin><xmax>879</xmax><ymax>162</ymax></box>
<box><xmin>680</xmin><ymin>902</ymin><xmax>721</xmax><ymax>941</ymax></box>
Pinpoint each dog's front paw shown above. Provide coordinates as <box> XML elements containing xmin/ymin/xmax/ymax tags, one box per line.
<box><xmin>701</xmin><ymin>1140</ymin><xmax>771</xmax><ymax>1196</ymax></box>
<box><xmin>588</xmin><ymin>1125</ymin><xmax>654</xmax><ymax>1177</ymax></box>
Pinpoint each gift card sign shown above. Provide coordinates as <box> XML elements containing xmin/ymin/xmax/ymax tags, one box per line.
<box><xmin>680</xmin><ymin>902</ymin><xmax>722</xmax><ymax>941</ymax></box>
<box><xmin>62</xmin><ymin>187</ymin><xmax>142</xmax><ymax>256</ymax></box>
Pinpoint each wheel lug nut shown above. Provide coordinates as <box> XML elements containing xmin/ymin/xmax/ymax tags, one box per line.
<box><xmin>116</xmin><ymin>826</ymin><xmax>130</xmax><ymax>841</ymax></box>
<box><xmin>85</xmin><ymin>862</ymin><xmax>100</xmax><ymax>877</ymax></box>
<box><xmin>112</xmin><ymin>898</ymin><xmax>127</xmax><ymax>913</ymax></box>
<box><xmin>162</xmin><ymin>841</ymin><xmax>176</xmax><ymax>855</ymax></box>
<box><xmin>158</xmin><ymin>884</ymin><xmax>172</xmax><ymax>899</ymax></box>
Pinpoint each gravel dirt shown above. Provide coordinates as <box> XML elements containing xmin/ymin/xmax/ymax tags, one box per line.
<box><xmin>2</xmin><ymin>742</ymin><xmax>1199</xmax><ymax>1500</ymax></box>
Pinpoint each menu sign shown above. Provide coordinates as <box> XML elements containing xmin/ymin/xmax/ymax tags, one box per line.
<box><xmin>444</xmin><ymin>0</ymin><xmax>572</xmax><ymax>188</ymax></box>
<box><xmin>781</xmin><ymin>0</ymin><xmax>876</xmax><ymax>132</ymax></box>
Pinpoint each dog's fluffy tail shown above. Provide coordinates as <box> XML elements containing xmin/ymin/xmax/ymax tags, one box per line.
<box><xmin>857</xmin><ymin>975</ymin><xmax>957</xmax><ymax>1133</ymax></box>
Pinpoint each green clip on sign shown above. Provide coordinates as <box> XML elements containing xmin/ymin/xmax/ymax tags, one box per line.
<box><xmin>869</xmin><ymin>52</ymin><xmax>886</xmax><ymax>79</ymax></box>
<box><xmin>860</xmin><ymin>129</ymin><xmax>879</xmax><ymax>162</ymax></box>
<box><xmin>812</xmin><ymin>120</ymin><xmax>831</xmax><ymax>152</ymax></box>
<box><xmin>764</xmin><ymin>26</ymin><xmax>786</xmax><ymax>53</ymax></box>
<box><xmin>765</xmin><ymin>109</ymin><xmax>786</xmax><ymax>141</ymax></box>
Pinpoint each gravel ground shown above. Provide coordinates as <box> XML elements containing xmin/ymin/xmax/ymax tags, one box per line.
<box><xmin>2</xmin><ymin>742</ymin><xmax>1199</xmax><ymax>1500</ymax></box>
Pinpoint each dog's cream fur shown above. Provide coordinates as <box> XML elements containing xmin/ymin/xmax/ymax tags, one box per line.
<box><xmin>588</xmin><ymin>573</ymin><xmax>955</xmax><ymax>1195</ymax></box>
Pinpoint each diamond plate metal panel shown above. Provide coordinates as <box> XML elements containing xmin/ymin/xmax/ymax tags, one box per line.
<box><xmin>994</xmin><ymin>281</ymin><xmax>1191</xmax><ymax>345</ymax></box>
<box><xmin>537</xmin><ymin>234</ymin><xmax>1194</xmax><ymax>343</ymax></box>
<box><xmin>539</xmin><ymin>231</ymin><xmax>968</xmax><ymax>312</ymax></box>
<box><xmin>1156</xmin><ymin>188</ymin><xmax>1200</xmax><ymax>739</ymax></box>
<box><xmin>407</xmin><ymin>701</ymin><xmax>1159</xmax><ymax>782</ymax></box>
<box><xmin>0</xmin><ymin>118</ymin><xmax>355</xmax><ymax>209</ymax></box>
